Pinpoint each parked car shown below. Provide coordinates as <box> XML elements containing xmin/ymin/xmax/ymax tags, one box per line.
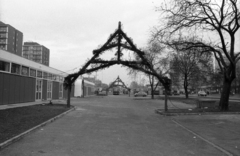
<box><xmin>134</xmin><ymin>91</ymin><xmax>147</xmax><ymax>97</ymax></box>
<box><xmin>163</xmin><ymin>90</ymin><xmax>172</xmax><ymax>96</ymax></box>
<box><xmin>153</xmin><ymin>90</ymin><xmax>160</xmax><ymax>95</ymax></box>
<box><xmin>172</xmin><ymin>90</ymin><xmax>180</xmax><ymax>95</ymax></box>
<box><xmin>191</xmin><ymin>91</ymin><xmax>196</xmax><ymax>94</ymax></box>
<box><xmin>230</xmin><ymin>91</ymin><xmax>235</xmax><ymax>96</ymax></box>
<box><xmin>198</xmin><ymin>91</ymin><xmax>207</xmax><ymax>96</ymax></box>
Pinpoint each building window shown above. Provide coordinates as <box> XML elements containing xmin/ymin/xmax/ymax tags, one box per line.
<box><xmin>21</xmin><ymin>66</ymin><xmax>29</xmax><ymax>76</ymax></box>
<box><xmin>11</xmin><ymin>63</ymin><xmax>21</xmax><ymax>74</ymax></box>
<box><xmin>0</xmin><ymin>34</ymin><xmax>7</xmax><ymax>38</ymax></box>
<box><xmin>56</xmin><ymin>75</ymin><xmax>59</xmax><ymax>81</ymax></box>
<box><xmin>52</xmin><ymin>74</ymin><xmax>56</xmax><ymax>81</ymax></box>
<box><xmin>0</xmin><ymin>60</ymin><xmax>10</xmax><ymax>72</ymax></box>
<box><xmin>59</xmin><ymin>76</ymin><xmax>62</xmax><ymax>82</ymax></box>
<box><xmin>43</xmin><ymin>72</ymin><xmax>48</xmax><ymax>79</ymax></box>
<box><xmin>0</xmin><ymin>45</ymin><xmax>6</xmax><ymax>50</ymax></box>
<box><xmin>59</xmin><ymin>76</ymin><xmax>64</xmax><ymax>82</ymax></box>
<box><xmin>0</xmin><ymin>39</ymin><xmax>6</xmax><ymax>43</ymax></box>
<box><xmin>0</xmin><ymin>27</ymin><xmax>7</xmax><ymax>32</ymax></box>
<box><xmin>59</xmin><ymin>83</ymin><xmax>63</xmax><ymax>98</ymax></box>
<box><xmin>37</xmin><ymin>71</ymin><xmax>42</xmax><ymax>78</ymax></box>
<box><xmin>30</xmin><ymin>69</ymin><xmax>36</xmax><ymax>77</ymax></box>
<box><xmin>48</xmin><ymin>73</ymin><xmax>52</xmax><ymax>80</ymax></box>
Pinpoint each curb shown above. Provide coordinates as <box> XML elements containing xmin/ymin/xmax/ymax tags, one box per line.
<box><xmin>155</xmin><ymin>109</ymin><xmax>240</xmax><ymax>116</ymax></box>
<box><xmin>0</xmin><ymin>106</ymin><xmax>76</xmax><ymax>150</ymax></box>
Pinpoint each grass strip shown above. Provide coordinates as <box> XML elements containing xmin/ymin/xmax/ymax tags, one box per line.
<box><xmin>0</xmin><ymin>104</ymin><xmax>71</xmax><ymax>143</ymax></box>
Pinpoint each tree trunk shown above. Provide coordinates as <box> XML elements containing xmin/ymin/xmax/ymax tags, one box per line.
<box><xmin>164</xmin><ymin>92</ymin><xmax>168</xmax><ymax>112</ymax></box>
<box><xmin>219</xmin><ymin>78</ymin><xmax>232</xmax><ymax>111</ymax></box>
<box><xmin>184</xmin><ymin>86</ymin><xmax>188</xmax><ymax>98</ymax></box>
<box><xmin>67</xmin><ymin>87</ymin><xmax>71</xmax><ymax>108</ymax></box>
<box><xmin>82</xmin><ymin>79</ymin><xmax>85</xmax><ymax>98</ymax></box>
<box><xmin>151</xmin><ymin>86</ymin><xmax>154</xmax><ymax>99</ymax></box>
<box><xmin>184</xmin><ymin>77</ymin><xmax>189</xmax><ymax>99</ymax></box>
<box><xmin>149</xmin><ymin>76</ymin><xmax>154</xmax><ymax>99</ymax></box>
<box><xmin>151</xmin><ymin>78</ymin><xmax>155</xmax><ymax>99</ymax></box>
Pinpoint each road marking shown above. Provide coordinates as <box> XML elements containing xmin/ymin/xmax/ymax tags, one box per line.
<box><xmin>172</xmin><ymin>119</ymin><xmax>233</xmax><ymax>156</ymax></box>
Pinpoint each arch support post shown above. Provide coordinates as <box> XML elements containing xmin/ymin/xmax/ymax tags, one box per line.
<box><xmin>67</xmin><ymin>86</ymin><xmax>71</xmax><ymax>108</ymax></box>
<box><xmin>82</xmin><ymin>79</ymin><xmax>85</xmax><ymax>98</ymax></box>
<box><xmin>164</xmin><ymin>93</ymin><xmax>168</xmax><ymax>112</ymax></box>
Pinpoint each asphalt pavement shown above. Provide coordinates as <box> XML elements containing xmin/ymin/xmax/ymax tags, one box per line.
<box><xmin>0</xmin><ymin>95</ymin><xmax>239</xmax><ymax>156</ymax></box>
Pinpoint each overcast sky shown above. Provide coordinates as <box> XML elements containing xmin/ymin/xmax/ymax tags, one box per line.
<box><xmin>0</xmin><ymin>0</ymin><xmax>163</xmax><ymax>85</ymax></box>
<box><xmin>0</xmin><ymin>0</ymin><xmax>239</xmax><ymax>86</ymax></box>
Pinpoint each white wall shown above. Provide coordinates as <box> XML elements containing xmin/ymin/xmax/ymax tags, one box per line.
<box><xmin>74</xmin><ymin>78</ymin><xmax>95</xmax><ymax>97</ymax></box>
<box><xmin>74</xmin><ymin>79</ymin><xmax>83</xmax><ymax>97</ymax></box>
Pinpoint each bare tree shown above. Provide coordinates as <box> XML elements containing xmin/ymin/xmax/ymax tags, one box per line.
<box><xmin>128</xmin><ymin>41</ymin><xmax>169</xmax><ymax>99</ymax></box>
<box><xmin>154</xmin><ymin>0</ymin><xmax>240</xmax><ymax>111</ymax></box>
<box><xmin>170</xmin><ymin>45</ymin><xmax>212</xmax><ymax>98</ymax></box>
<box><xmin>232</xmin><ymin>62</ymin><xmax>240</xmax><ymax>93</ymax></box>
<box><xmin>145</xmin><ymin>42</ymin><xmax>169</xmax><ymax>99</ymax></box>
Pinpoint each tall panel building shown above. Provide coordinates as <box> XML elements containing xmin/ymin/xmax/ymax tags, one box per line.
<box><xmin>0</xmin><ymin>21</ymin><xmax>23</xmax><ymax>56</ymax></box>
<box><xmin>22</xmin><ymin>42</ymin><xmax>50</xmax><ymax>66</ymax></box>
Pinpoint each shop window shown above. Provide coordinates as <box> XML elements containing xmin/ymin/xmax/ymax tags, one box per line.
<box><xmin>30</xmin><ymin>69</ymin><xmax>36</xmax><ymax>77</ymax></box>
<box><xmin>37</xmin><ymin>71</ymin><xmax>42</xmax><ymax>78</ymax></box>
<box><xmin>43</xmin><ymin>72</ymin><xmax>48</xmax><ymax>79</ymax></box>
<box><xmin>0</xmin><ymin>60</ymin><xmax>10</xmax><ymax>72</ymax></box>
<box><xmin>11</xmin><ymin>63</ymin><xmax>21</xmax><ymax>74</ymax></box>
<box><xmin>21</xmin><ymin>66</ymin><xmax>29</xmax><ymax>76</ymax></box>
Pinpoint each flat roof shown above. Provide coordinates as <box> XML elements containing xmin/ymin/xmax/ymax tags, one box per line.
<box><xmin>0</xmin><ymin>49</ymin><xmax>67</xmax><ymax>77</ymax></box>
<box><xmin>0</xmin><ymin>49</ymin><xmax>93</xmax><ymax>84</ymax></box>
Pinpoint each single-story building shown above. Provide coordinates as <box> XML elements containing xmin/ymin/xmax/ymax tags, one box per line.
<box><xmin>74</xmin><ymin>78</ymin><xmax>95</xmax><ymax>97</ymax></box>
<box><xmin>0</xmin><ymin>49</ymin><xmax>95</xmax><ymax>105</ymax></box>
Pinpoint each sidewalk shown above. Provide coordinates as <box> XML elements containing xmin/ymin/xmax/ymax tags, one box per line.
<box><xmin>164</xmin><ymin>93</ymin><xmax>240</xmax><ymax>101</ymax></box>
<box><xmin>0</xmin><ymin>99</ymin><xmax>67</xmax><ymax>110</ymax></box>
<box><xmin>205</xmin><ymin>93</ymin><xmax>240</xmax><ymax>99</ymax></box>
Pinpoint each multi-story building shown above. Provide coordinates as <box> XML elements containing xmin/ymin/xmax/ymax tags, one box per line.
<box><xmin>0</xmin><ymin>21</ymin><xmax>23</xmax><ymax>56</ymax></box>
<box><xmin>22</xmin><ymin>42</ymin><xmax>50</xmax><ymax>66</ymax></box>
<box><xmin>0</xmin><ymin>22</ymin><xmax>95</xmax><ymax>105</ymax></box>
<box><xmin>212</xmin><ymin>55</ymin><xmax>240</xmax><ymax>93</ymax></box>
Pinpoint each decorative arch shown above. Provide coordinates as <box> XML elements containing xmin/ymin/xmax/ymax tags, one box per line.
<box><xmin>107</xmin><ymin>76</ymin><xmax>130</xmax><ymax>95</ymax></box>
<box><xmin>64</xmin><ymin>22</ymin><xmax>171</xmax><ymax>110</ymax></box>
<box><xmin>108</xmin><ymin>76</ymin><xmax>129</xmax><ymax>90</ymax></box>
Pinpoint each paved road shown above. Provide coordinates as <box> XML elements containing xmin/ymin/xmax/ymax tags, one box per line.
<box><xmin>0</xmin><ymin>95</ymin><xmax>238</xmax><ymax>156</ymax></box>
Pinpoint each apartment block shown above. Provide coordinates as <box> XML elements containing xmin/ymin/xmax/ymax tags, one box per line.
<box><xmin>0</xmin><ymin>21</ymin><xmax>23</xmax><ymax>56</ymax></box>
<box><xmin>22</xmin><ymin>42</ymin><xmax>50</xmax><ymax>66</ymax></box>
